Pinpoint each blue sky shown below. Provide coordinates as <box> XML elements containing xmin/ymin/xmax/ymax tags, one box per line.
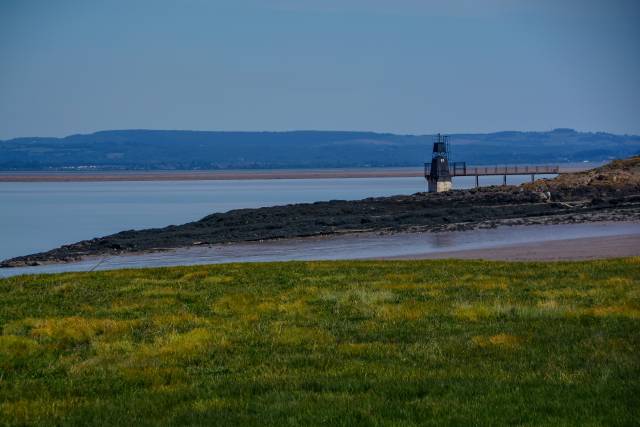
<box><xmin>1</xmin><ymin>0</ymin><xmax>638</xmax><ymax>139</ymax></box>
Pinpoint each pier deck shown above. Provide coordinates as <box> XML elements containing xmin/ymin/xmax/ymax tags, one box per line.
<box><xmin>424</xmin><ymin>163</ymin><xmax>560</xmax><ymax>186</ymax></box>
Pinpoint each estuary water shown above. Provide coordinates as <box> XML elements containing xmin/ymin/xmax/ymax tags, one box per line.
<box><xmin>1</xmin><ymin>174</ymin><xmax>549</xmax><ymax>261</ymax></box>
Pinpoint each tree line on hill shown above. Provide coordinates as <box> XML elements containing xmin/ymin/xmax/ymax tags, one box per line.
<box><xmin>0</xmin><ymin>128</ymin><xmax>638</xmax><ymax>170</ymax></box>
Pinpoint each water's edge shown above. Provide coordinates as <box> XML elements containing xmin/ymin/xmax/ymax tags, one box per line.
<box><xmin>2</xmin><ymin>222</ymin><xmax>638</xmax><ymax>278</ymax></box>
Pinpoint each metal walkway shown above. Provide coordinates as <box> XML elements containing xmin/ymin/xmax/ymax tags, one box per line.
<box><xmin>425</xmin><ymin>162</ymin><xmax>560</xmax><ymax>186</ymax></box>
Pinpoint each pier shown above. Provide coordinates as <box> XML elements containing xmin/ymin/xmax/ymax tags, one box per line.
<box><xmin>425</xmin><ymin>163</ymin><xmax>560</xmax><ymax>187</ymax></box>
<box><xmin>424</xmin><ymin>134</ymin><xmax>559</xmax><ymax>191</ymax></box>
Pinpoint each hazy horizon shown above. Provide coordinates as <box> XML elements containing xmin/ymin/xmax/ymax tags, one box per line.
<box><xmin>1</xmin><ymin>0</ymin><xmax>639</xmax><ymax>139</ymax></box>
<box><xmin>3</xmin><ymin>127</ymin><xmax>640</xmax><ymax>141</ymax></box>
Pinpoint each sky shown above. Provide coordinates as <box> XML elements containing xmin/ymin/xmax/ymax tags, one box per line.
<box><xmin>0</xmin><ymin>0</ymin><xmax>639</xmax><ymax>139</ymax></box>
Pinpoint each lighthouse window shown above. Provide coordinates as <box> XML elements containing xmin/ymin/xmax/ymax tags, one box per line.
<box><xmin>440</xmin><ymin>158</ymin><xmax>444</xmax><ymax>162</ymax></box>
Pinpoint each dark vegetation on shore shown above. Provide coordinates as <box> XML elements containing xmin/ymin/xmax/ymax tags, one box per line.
<box><xmin>0</xmin><ymin>259</ymin><xmax>638</xmax><ymax>425</ymax></box>
<box><xmin>2</xmin><ymin>157</ymin><xmax>639</xmax><ymax>267</ymax></box>
<box><xmin>1</xmin><ymin>128</ymin><xmax>638</xmax><ymax>170</ymax></box>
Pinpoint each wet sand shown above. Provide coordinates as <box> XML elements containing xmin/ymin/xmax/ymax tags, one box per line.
<box><xmin>387</xmin><ymin>234</ymin><xmax>640</xmax><ymax>261</ymax></box>
<box><xmin>1</xmin><ymin>222</ymin><xmax>638</xmax><ymax>278</ymax></box>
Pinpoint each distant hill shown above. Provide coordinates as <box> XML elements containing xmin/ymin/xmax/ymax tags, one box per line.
<box><xmin>0</xmin><ymin>129</ymin><xmax>638</xmax><ymax>170</ymax></box>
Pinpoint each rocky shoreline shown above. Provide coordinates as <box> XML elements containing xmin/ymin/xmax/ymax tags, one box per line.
<box><xmin>3</xmin><ymin>157</ymin><xmax>639</xmax><ymax>268</ymax></box>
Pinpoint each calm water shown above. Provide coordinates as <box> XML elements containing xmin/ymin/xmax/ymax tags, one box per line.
<box><xmin>0</xmin><ymin>174</ymin><xmax>551</xmax><ymax>261</ymax></box>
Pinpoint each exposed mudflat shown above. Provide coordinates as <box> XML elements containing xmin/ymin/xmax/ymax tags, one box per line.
<box><xmin>2</xmin><ymin>157</ymin><xmax>639</xmax><ymax>268</ymax></box>
<box><xmin>1</xmin><ymin>222</ymin><xmax>638</xmax><ymax>277</ymax></box>
<box><xmin>387</xmin><ymin>233</ymin><xmax>640</xmax><ymax>261</ymax></box>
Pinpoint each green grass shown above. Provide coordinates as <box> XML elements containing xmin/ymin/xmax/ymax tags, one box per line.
<box><xmin>1</xmin><ymin>259</ymin><xmax>639</xmax><ymax>426</ymax></box>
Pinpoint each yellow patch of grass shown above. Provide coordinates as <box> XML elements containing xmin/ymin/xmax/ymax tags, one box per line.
<box><xmin>151</xmin><ymin>383</ymin><xmax>192</xmax><ymax>395</ymax></box>
<box><xmin>52</xmin><ymin>282</ymin><xmax>75</xmax><ymax>294</ymax></box>
<box><xmin>455</xmin><ymin>301</ymin><xmax>580</xmax><ymax>321</ymax></box>
<box><xmin>141</xmin><ymin>287</ymin><xmax>182</xmax><ymax>297</ymax></box>
<box><xmin>111</xmin><ymin>295</ymin><xmax>179</xmax><ymax>311</ymax></box>
<box><xmin>151</xmin><ymin>313</ymin><xmax>209</xmax><ymax>329</ymax></box>
<box><xmin>383</xmin><ymin>272</ymin><xmax>419</xmax><ymax>281</ymax></box>
<box><xmin>2</xmin><ymin>320</ymin><xmax>29</xmax><ymax>336</ymax></box>
<box><xmin>78</xmin><ymin>304</ymin><xmax>97</xmax><ymax>314</ymax></box>
<box><xmin>603</xmin><ymin>277</ymin><xmax>633</xmax><ymax>287</ymax></box>
<box><xmin>542</xmin><ymin>364</ymin><xmax>589</xmax><ymax>385</ymax></box>
<box><xmin>212</xmin><ymin>293</ymin><xmax>257</xmax><ymax>316</ymax></box>
<box><xmin>423</xmin><ymin>289</ymin><xmax>444</xmax><ymax>298</ymax></box>
<box><xmin>454</xmin><ymin>303</ymin><xmax>492</xmax><ymax>321</ymax></box>
<box><xmin>458</xmin><ymin>273</ymin><xmax>476</xmax><ymax>283</ymax></box>
<box><xmin>0</xmin><ymin>398</ymin><xmax>85</xmax><ymax>425</ymax></box>
<box><xmin>472</xmin><ymin>334</ymin><xmax>522</xmax><ymax>349</ymax></box>
<box><xmin>473</xmin><ymin>278</ymin><xmax>508</xmax><ymax>291</ymax></box>
<box><xmin>301</xmin><ymin>273</ymin><xmax>349</xmax><ymax>285</ymax></box>
<box><xmin>274</xmin><ymin>298</ymin><xmax>310</xmax><ymax>317</ymax></box>
<box><xmin>533</xmin><ymin>288</ymin><xmax>598</xmax><ymax>298</ymax></box>
<box><xmin>337</xmin><ymin>342</ymin><xmax>371</xmax><ymax>356</ymax></box>
<box><xmin>119</xmin><ymin>366</ymin><xmax>188</xmax><ymax>386</ymax></box>
<box><xmin>70</xmin><ymin>340</ymin><xmax>136</xmax><ymax>374</ymax></box>
<box><xmin>27</xmin><ymin>317</ymin><xmax>139</xmax><ymax>344</ymax></box>
<box><xmin>317</xmin><ymin>287</ymin><xmax>398</xmax><ymax>319</ymax></box>
<box><xmin>320</xmin><ymin>287</ymin><xmax>397</xmax><ymax>306</ymax></box>
<box><xmin>192</xmin><ymin>397</ymin><xmax>239</xmax><ymax>411</ymax></box>
<box><xmin>270</xmin><ymin>324</ymin><xmax>334</xmax><ymax>347</ymax></box>
<box><xmin>108</xmin><ymin>300</ymin><xmax>144</xmax><ymax>313</ymax></box>
<box><xmin>179</xmin><ymin>271</ymin><xmax>210</xmax><ymax>282</ymax></box>
<box><xmin>538</xmin><ymin>298</ymin><xmax>558</xmax><ymax>308</ymax></box>
<box><xmin>586</xmin><ymin>305</ymin><xmax>640</xmax><ymax>318</ymax></box>
<box><xmin>337</xmin><ymin>342</ymin><xmax>399</xmax><ymax>357</ymax></box>
<box><xmin>489</xmin><ymin>334</ymin><xmax>522</xmax><ymax>346</ymax></box>
<box><xmin>139</xmin><ymin>287</ymin><xmax>197</xmax><ymax>300</ymax></box>
<box><xmin>376</xmin><ymin>301</ymin><xmax>431</xmax><ymax>320</ymax></box>
<box><xmin>0</xmin><ymin>335</ymin><xmax>41</xmax><ymax>365</ymax></box>
<box><xmin>154</xmin><ymin>328</ymin><xmax>223</xmax><ymax>360</ymax></box>
<box><xmin>138</xmin><ymin>297</ymin><xmax>180</xmax><ymax>309</ymax></box>
<box><xmin>202</xmin><ymin>275</ymin><xmax>234</xmax><ymax>285</ymax></box>
<box><xmin>129</xmin><ymin>278</ymin><xmax>170</xmax><ymax>288</ymax></box>
<box><xmin>379</xmin><ymin>283</ymin><xmax>421</xmax><ymax>291</ymax></box>
<box><xmin>537</xmin><ymin>299</ymin><xmax>561</xmax><ymax>311</ymax></box>
<box><xmin>73</xmin><ymin>327</ymin><xmax>225</xmax><ymax>375</ymax></box>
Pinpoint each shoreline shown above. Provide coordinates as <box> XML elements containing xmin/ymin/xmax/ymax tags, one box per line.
<box><xmin>8</xmin><ymin>215</ymin><xmax>638</xmax><ymax>268</ymax></box>
<box><xmin>0</xmin><ymin>164</ymin><xmax>594</xmax><ymax>182</ymax></box>
<box><xmin>2</xmin><ymin>158</ymin><xmax>637</xmax><ymax>269</ymax></box>
<box><xmin>1</xmin><ymin>221</ymin><xmax>638</xmax><ymax>278</ymax></box>
<box><xmin>382</xmin><ymin>234</ymin><xmax>640</xmax><ymax>261</ymax></box>
<box><xmin>3</xmin><ymin>194</ymin><xmax>639</xmax><ymax>268</ymax></box>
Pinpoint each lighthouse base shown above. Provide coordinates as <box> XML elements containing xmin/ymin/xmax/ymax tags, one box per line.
<box><xmin>427</xmin><ymin>178</ymin><xmax>452</xmax><ymax>193</ymax></box>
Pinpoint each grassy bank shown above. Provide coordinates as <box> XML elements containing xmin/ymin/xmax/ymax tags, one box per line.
<box><xmin>1</xmin><ymin>259</ymin><xmax>639</xmax><ymax>425</ymax></box>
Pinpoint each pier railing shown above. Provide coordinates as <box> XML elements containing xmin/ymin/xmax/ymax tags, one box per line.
<box><xmin>424</xmin><ymin>163</ymin><xmax>559</xmax><ymax>177</ymax></box>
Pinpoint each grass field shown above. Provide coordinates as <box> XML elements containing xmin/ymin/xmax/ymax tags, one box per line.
<box><xmin>1</xmin><ymin>259</ymin><xmax>639</xmax><ymax>426</ymax></box>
